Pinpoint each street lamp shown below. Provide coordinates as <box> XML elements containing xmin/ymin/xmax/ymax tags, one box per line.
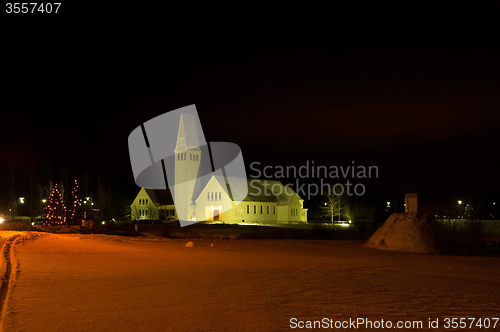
<box><xmin>19</xmin><ymin>197</ymin><xmax>24</xmax><ymax>222</ymax></box>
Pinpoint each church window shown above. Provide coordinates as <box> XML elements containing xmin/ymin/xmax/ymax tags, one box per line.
<box><xmin>267</xmin><ymin>206</ymin><xmax>269</xmax><ymax>214</ymax></box>
<box><xmin>260</xmin><ymin>205</ymin><xmax>263</xmax><ymax>214</ymax></box>
<box><xmin>253</xmin><ymin>205</ymin><xmax>256</xmax><ymax>214</ymax></box>
<box><xmin>246</xmin><ymin>205</ymin><xmax>249</xmax><ymax>214</ymax></box>
<box><xmin>177</xmin><ymin>153</ymin><xmax>180</xmax><ymax>160</ymax></box>
<box><xmin>215</xmin><ymin>192</ymin><xmax>218</xmax><ymax>201</ymax></box>
<box><xmin>219</xmin><ymin>192</ymin><xmax>221</xmax><ymax>200</ymax></box>
<box><xmin>184</xmin><ymin>152</ymin><xmax>186</xmax><ymax>160</ymax></box>
<box><xmin>207</xmin><ymin>192</ymin><xmax>210</xmax><ymax>201</ymax></box>
<box><xmin>190</xmin><ymin>154</ymin><xmax>192</xmax><ymax>160</ymax></box>
<box><xmin>211</xmin><ymin>192</ymin><xmax>214</xmax><ymax>201</ymax></box>
<box><xmin>273</xmin><ymin>206</ymin><xmax>276</xmax><ymax>214</ymax></box>
<box><xmin>196</xmin><ymin>155</ymin><xmax>198</xmax><ymax>161</ymax></box>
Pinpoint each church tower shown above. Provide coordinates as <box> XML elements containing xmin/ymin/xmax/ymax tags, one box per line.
<box><xmin>174</xmin><ymin>113</ymin><xmax>201</xmax><ymax>221</ymax></box>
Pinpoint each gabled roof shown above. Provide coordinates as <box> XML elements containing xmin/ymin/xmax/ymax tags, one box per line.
<box><xmin>204</xmin><ymin>176</ymin><xmax>301</xmax><ymax>205</ymax></box>
<box><xmin>242</xmin><ymin>178</ymin><xmax>299</xmax><ymax>205</ymax></box>
<box><xmin>175</xmin><ymin>113</ymin><xmax>201</xmax><ymax>152</ymax></box>
<box><xmin>144</xmin><ymin>188</ymin><xmax>174</xmax><ymax>206</ymax></box>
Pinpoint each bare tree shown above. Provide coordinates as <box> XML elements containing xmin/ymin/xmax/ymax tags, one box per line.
<box><xmin>8</xmin><ymin>154</ymin><xmax>17</xmax><ymax>219</ymax></box>
<box><xmin>131</xmin><ymin>204</ymin><xmax>140</xmax><ymax>221</ymax></box>
<box><xmin>35</xmin><ymin>181</ymin><xmax>51</xmax><ymax>220</ymax></box>
<box><xmin>26</xmin><ymin>161</ymin><xmax>35</xmax><ymax>223</ymax></box>
<box><xmin>60</xmin><ymin>164</ymin><xmax>70</xmax><ymax>206</ymax></box>
<box><xmin>146</xmin><ymin>203</ymin><xmax>158</xmax><ymax>220</ymax></box>
<box><xmin>320</xmin><ymin>184</ymin><xmax>349</xmax><ymax>226</ymax></box>
<box><xmin>95</xmin><ymin>179</ymin><xmax>112</xmax><ymax>221</ymax></box>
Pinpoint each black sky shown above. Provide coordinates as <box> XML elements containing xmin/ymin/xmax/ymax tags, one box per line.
<box><xmin>1</xmin><ymin>2</ymin><xmax>500</xmax><ymax>204</ymax></box>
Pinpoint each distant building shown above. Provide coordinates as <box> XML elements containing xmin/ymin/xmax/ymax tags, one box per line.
<box><xmin>130</xmin><ymin>188</ymin><xmax>175</xmax><ymax>221</ymax></box>
<box><xmin>405</xmin><ymin>193</ymin><xmax>418</xmax><ymax>213</ymax></box>
<box><xmin>130</xmin><ymin>114</ymin><xmax>307</xmax><ymax>223</ymax></box>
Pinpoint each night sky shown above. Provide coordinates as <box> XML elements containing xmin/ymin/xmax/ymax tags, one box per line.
<box><xmin>2</xmin><ymin>2</ymin><xmax>500</xmax><ymax>209</ymax></box>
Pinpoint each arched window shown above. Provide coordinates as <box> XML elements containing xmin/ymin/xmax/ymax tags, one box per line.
<box><xmin>211</xmin><ymin>192</ymin><xmax>214</xmax><ymax>201</ymax></box>
<box><xmin>207</xmin><ymin>192</ymin><xmax>210</xmax><ymax>201</ymax></box>
<box><xmin>219</xmin><ymin>192</ymin><xmax>221</xmax><ymax>200</ymax></box>
<box><xmin>215</xmin><ymin>192</ymin><xmax>217</xmax><ymax>201</ymax></box>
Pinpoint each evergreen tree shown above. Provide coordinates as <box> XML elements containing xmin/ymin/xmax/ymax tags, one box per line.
<box><xmin>43</xmin><ymin>183</ymin><xmax>65</xmax><ymax>226</ymax></box>
<box><xmin>65</xmin><ymin>180</ymin><xmax>84</xmax><ymax>225</ymax></box>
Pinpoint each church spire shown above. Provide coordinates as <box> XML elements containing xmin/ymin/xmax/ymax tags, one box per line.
<box><xmin>175</xmin><ymin>113</ymin><xmax>200</xmax><ymax>153</ymax></box>
<box><xmin>175</xmin><ymin>114</ymin><xmax>187</xmax><ymax>153</ymax></box>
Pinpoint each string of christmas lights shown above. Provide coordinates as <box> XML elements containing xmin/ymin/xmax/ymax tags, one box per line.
<box><xmin>43</xmin><ymin>180</ymin><xmax>84</xmax><ymax>226</ymax></box>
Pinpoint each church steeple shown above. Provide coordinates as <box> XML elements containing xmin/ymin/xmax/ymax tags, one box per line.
<box><xmin>175</xmin><ymin>113</ymin><xmax>200</xmax><ymax>154</ymax></box>
<box><xmin>174</xmin><ymin>113</ymin><xmax>202</xmax><ymax>222</ymax></box>
<box><xmin>175</xmin><ymin>114</ymin><xmax>188</xmax><ymax>153</ymax></box>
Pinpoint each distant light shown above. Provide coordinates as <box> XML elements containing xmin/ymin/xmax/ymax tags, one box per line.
<box><xmin>102</xmin><ymin>221</ymin><xmax>105</xmax><ymax>225</ymax></box>
<box><xmin>42</xmin><ymin>199</ymin><xmax>46</xmax><ymax>203</ymax></box>
<box><xmin>0</xmin><ymin>218</ymin><xmax>4</xmax><ymax>223</ymax></box>
<box><xmin>494</xmin><ymin>202</ymin><xmax>496</xmax><ymax>205</ymax></box>
<box><xmin>19</xmin><ymin>197</ymin><xmax>24</xmax><ymax>204</ymax></box>
<box><xmin>458</xmin><ymin>200</ymin><xmax>462</xmax><ymax>205</ymax></box>
<box><xmin>31</xmin><ymin>222</ymin><xmax>35</xmax><ymax>226</ymax></box>
<box><xmin>386</xmin><ymin>202</ymin><xmax>390</xmax><ymax>206</ymax></box>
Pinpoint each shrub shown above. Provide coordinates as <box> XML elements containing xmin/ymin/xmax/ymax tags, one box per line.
<box><xmin>420</xmin><ymin>218</ymin><xmax>497</xmax><ymax>255</ymax></box>
<box><xmin>0</xmin><ymin>222</ymin><xmax>37</xmax><ymax>231</ymax></box>
<box><xmin>312</xmin><ymin>223</ymin><xmax>337</xmax><ymax>239</ymax></box>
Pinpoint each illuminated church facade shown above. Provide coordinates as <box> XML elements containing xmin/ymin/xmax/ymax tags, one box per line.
<box><xmin>131</xmin><ymin>114</ymin><xmax>308</xmax><ymax>224</ymax></box>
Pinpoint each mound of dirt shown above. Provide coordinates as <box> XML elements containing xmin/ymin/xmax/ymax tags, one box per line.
<box><xmin>366</xmin><ymin>213</ymin><xmax>436</xmax><ymax>253</ymax></box>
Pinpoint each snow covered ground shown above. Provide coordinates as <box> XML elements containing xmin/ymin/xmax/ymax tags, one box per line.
<box><xmin>0</xmin><ymin>231</ymin><xmax>499</xmax><ymax>331</ymax></box>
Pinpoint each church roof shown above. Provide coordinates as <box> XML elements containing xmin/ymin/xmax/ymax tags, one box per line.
<box><xmin>242</xmin><ymin>178</ymin><xmax>300</xmax><ymax>204</ymax></box>
<box><xmin>175</xmin><ymin>113</ymin><xmax>202</xmax><ymax>152</ymax></box>
<box><xmin>144</xmin><ymin>188</ymin><xmax>174</xmax><ymax>206</ymax></box>
<box><xmin>217</xmin><ymin>177</ymin><xmax>301</xmax><ymax>205</ymax></box>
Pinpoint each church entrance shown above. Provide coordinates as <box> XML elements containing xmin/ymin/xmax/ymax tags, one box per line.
<box><xmin>213</xmin><ymin>210</ymin><xmax>220</xmax><ymax>221</ymax></box>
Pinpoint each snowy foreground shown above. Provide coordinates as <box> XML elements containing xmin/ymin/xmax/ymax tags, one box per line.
<box><xmin>1</xmin><ymin>231</ymin><xmax>499</xmax><ymax>332</ymax></box>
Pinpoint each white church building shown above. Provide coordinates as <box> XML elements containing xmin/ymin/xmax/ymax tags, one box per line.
<box><xmin>131</xmin><ymin>114</ymin><xmax>308</xmax><ymax>224</ymax></box>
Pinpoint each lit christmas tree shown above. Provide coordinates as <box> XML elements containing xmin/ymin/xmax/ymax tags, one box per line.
<box><xmin>43</xmin><ymin>183</ymin><xmax>66</xmax><ymax>226</ymax></box>
<box><xmin>65</xmin><ymin>180</ymin><xmax>84</xmax><ymax>225</ymax></box>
